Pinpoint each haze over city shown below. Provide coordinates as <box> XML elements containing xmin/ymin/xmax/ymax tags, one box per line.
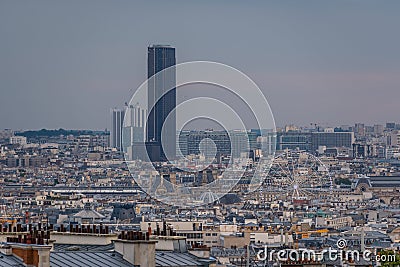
<box><xmin>2</xmin><ymin>1</ymin><xmax>400</xmax><ymax>267</ymax></box>
<box><xmin>1</xmin><ymin>0</ymin><xmax>400</xmax><ymax>130</ymax></box>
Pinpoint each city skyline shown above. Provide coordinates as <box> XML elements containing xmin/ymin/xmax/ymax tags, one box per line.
<box><xmin>5</xmin><ymin>120</ymin><xmax>400</xmax><ymax>133</ymax></box>
<box><xmin>1</xmin><ymin>2</ymin><xmax>400</xmax><ymax>266</ymax></box>
<box><xmin>1</xmin><ymin>0</ymin><xmax>400</xmax><ymax>130</ymax></box>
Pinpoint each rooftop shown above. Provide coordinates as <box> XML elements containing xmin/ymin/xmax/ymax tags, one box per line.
<box><xmin>50</xmin><ymin>251</ymin><xmax>132</xmax><ymax>267</ymax></box>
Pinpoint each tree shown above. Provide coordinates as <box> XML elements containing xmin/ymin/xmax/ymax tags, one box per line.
<box><xmin>379</xmin><ymin>250</ymin><xmax>400</xmax><ymax>267</ymax></box>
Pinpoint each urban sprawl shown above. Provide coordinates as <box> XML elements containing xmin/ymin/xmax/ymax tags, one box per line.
<box><xmin>1</xmin><ymin>121</ymin><xmax>400</xmax><ymax>266</ymax></box>
<box><xmin>1</xmin><ymin>45</ymin><xmax>400</xmax><ymax>267</ymax></box>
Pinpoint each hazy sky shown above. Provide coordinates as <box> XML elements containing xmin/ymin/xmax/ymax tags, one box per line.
<box><xmin>1</xmin><ymin>0</ymin><xmax>399</xmax><ymax>130</ymax></box>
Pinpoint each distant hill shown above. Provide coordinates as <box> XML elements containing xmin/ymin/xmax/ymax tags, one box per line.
<box><xmin>15</xmin><ymin>129</ymin><xmax>109</xmax><ymax>138</ymax></box>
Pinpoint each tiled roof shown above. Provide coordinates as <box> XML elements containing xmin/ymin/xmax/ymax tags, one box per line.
<box><xmin>155</xmin><ymin>252</ymin><xmax>206</xmax><ymax>267</ymax></box>
<box><xmin>0</xmin><ymin>252</ymin><xmax>25</xmax><ymax>267</ymax></box>
<box><xmin>53</xmin><ymin>243</ymin><xmax>115</xmax><ymax>252</ymax></box>
<box><xmin>3</xmin><ymin>244</ymin><xmax>212</xmax><ymax>267</ymax></box>
<box><xmin>50</xmin><ymin>252</ymin><xmax>133</xmax><ymax>267</ymax></box>
<box><xmin>73</xmin><ymin>209</ymin><xmax>105</xmax><ymax>219</ymax></box>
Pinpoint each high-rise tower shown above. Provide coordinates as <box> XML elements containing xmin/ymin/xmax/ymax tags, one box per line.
<box><xmin>146</xmin><ymin>45</ymin><xmax>176</xmax><ymax>161</ymax></box>
<box><xmin>111</xmin><ymin>108</ymin><xmax>125</xmax><ymax>150</ymax></box>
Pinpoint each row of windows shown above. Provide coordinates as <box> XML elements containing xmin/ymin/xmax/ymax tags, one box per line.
<box><xmin>177</xmin><ymin>233</ymin><xmax>203</xmax><ymax>239</ymax></box>
<box><xmin>205</xmin><ymin>233</ymin><xmax>218</xmax><ymax>236</ymax></box>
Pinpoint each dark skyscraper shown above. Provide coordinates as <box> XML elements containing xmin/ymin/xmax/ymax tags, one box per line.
<box><xmin>146</xmin><ymin>45</ymin><xmax>176</xmax><ymax>161</ymax></box>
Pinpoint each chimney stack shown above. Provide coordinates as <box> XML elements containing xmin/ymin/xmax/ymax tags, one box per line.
<box><xmin>7</xmin><ymin>243</ymin><xmax>51</xmax><ymax>267</ymax></box>
<box><xmin>114</xmin><ymin>231</ymin><xmax>157</xmax><ymax>267</ymax></box>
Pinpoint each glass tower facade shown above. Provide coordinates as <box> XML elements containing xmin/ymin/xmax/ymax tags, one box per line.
<box><xmin>146</xmin><ymin>45</ymin><xmax>176</xmax><ymax>161</ymax></box>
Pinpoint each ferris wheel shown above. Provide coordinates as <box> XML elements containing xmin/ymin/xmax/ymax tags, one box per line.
<box><xmin>264</xmin><ymin>150</ymin><xmax>332</xmax><ymax>201</ymax></box>
<box><xmin>199</xmin><ymin>190</ymin><xmax>220</xmax><ymax>204</ymax></box>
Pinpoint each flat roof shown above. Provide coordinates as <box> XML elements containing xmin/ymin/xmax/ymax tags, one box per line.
<box><xmin>149</xmin><ymin>44</ymin><xmax>174</xmax><ymax>48</ymax></box>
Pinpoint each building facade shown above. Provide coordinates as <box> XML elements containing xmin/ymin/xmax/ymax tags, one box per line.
<box><xmin>111</xmin><ymin>108</ymin><xmax>125</xmax><ymax>150</ymax></box>
<box><xmin>146</xmin><ymin>45</ymin><xmax>176</xmax><ymax>161</ymax></box>
<box><xmin>276</xmin><ymin>131</ymin><xmax>354</xmax><ymax>153</ymax></box>
<box><xmin>311</xmin><ymin>131</ymin><xmax>354</xmax><ymax>152</ymax></box>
